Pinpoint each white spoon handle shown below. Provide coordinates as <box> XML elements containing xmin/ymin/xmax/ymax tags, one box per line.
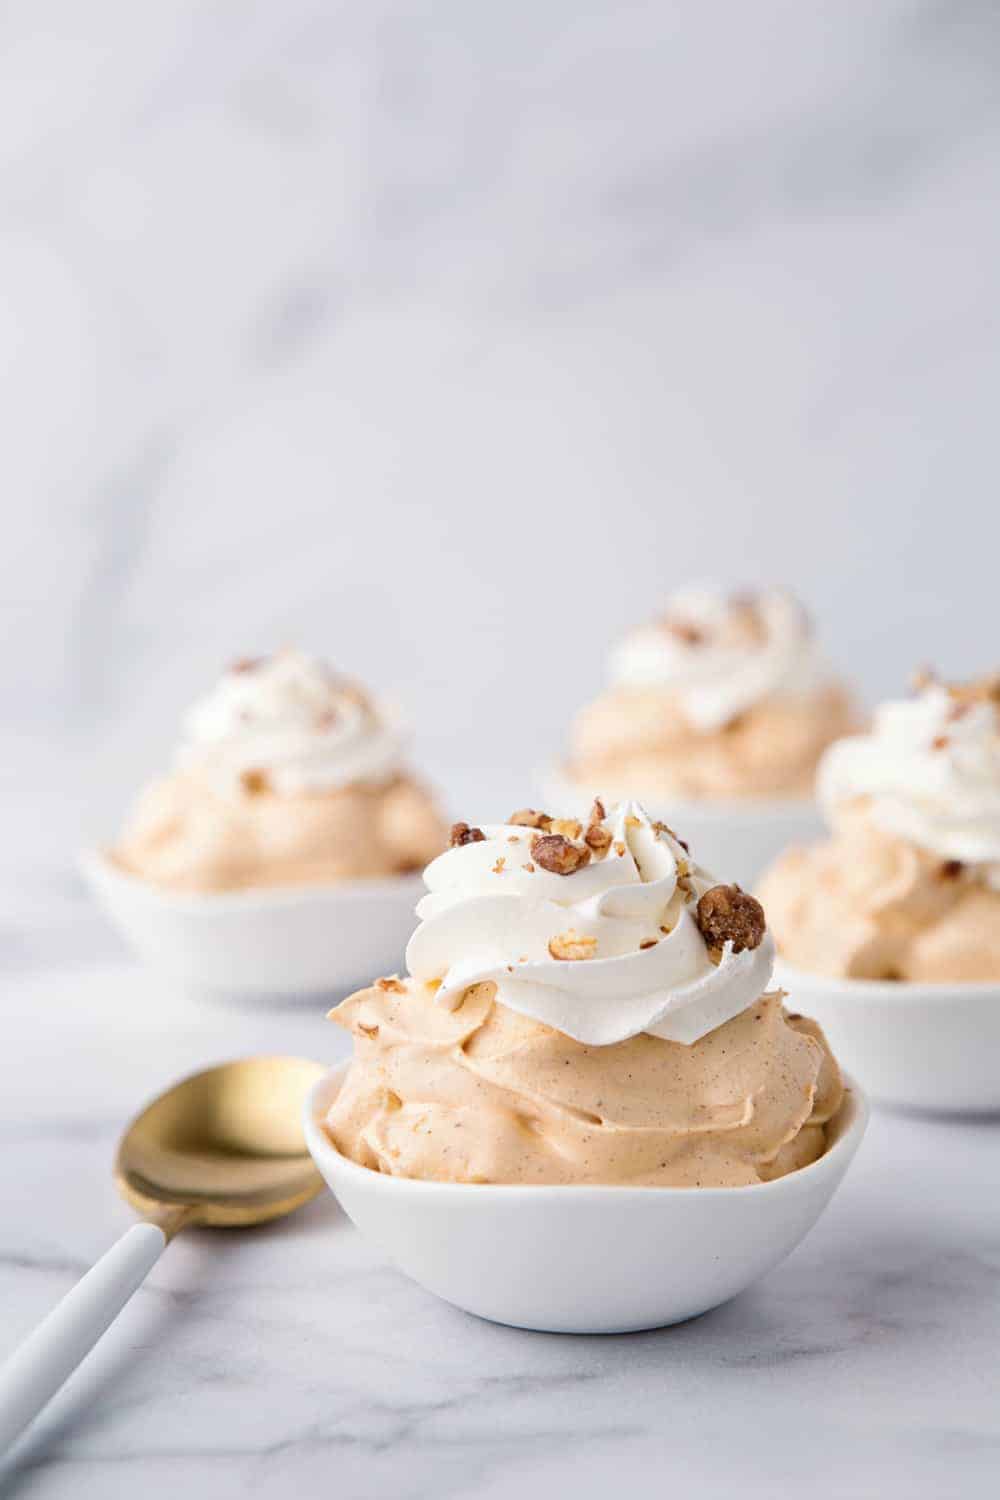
<box><xmin>0</xmin><ymin>1223</ymin><xmax>166</xmax><ymax>1452</ymax></box>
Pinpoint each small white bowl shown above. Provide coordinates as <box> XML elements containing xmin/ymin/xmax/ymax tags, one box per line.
<box><xmin>80</xmin><ymin>849</ymin><xmax>422</xmax><ymax>1000</ymax></box>
<box><xmin>541</xmin><ymin>766</ymin><xmax>823</xmax><ymax>889</ymax></box>
<box><xmin>304</xmin><ymin>1064</ymin><xmax>867</xmax><ymax>1334</ymax></box>
<box><xmin>776</xmin><ymin>961</ymin><xmax>1000</xmax><ymax>1115</ymax></box>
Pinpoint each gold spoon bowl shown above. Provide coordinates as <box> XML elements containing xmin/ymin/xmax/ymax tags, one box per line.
<box><xmin>0</xmin><ymin>1055</ymin><xmax>327</xmax><ymax>1453</ymax></box>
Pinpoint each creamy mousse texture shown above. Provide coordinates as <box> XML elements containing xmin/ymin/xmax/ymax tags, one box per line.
<box><xmin>112</xmin><ymin>650</ymin><xmax>446</xmax><ymax>891</ymax></box>
<box><xmin>758</xmin><ymin>674</ymin><xmax>1000</xmax><ymax>981</ymax></box>
<box><xmin>325</xmin><ymin>800</ymin><xmax>844</xmax><ymax>1186</ymax></box>
<box><xmin>567</xmin><ymin>587</ymin><xmax>855</xmax><ymax>800</ymax></box>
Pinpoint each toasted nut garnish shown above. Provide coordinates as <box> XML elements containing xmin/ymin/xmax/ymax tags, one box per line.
<box><xmin>509</xmin><ymin>809</ymin><xmax>552</xmax><ymax>829</ymax></box>
<box><xmin>639</xmin><ymin>938</ymin><xmax>658</xmax><ymax>950</ymax></box>
<box><xmin>585</xmin><ymin>820</ymin><xmax>613</xmax><ymax>855</ymax></box>
<box><xmin>450</xmin><ymin>821</ymin><xmax>486</xmax><ymax>847</ymax></box>
<box><xmin>240</xmin><ymin>768</ymin><xmax>270</xmax><ymax>795</ymax></box>
<box><xmin>695</xmin><ymin>885</ymin><xmax>766</xmax><ymax>953</ymax></box>
<box><xmin>523</xmin><ymin>862</ymin><xmax>535</xmax><ymax>872</ymax></box>
<box><xmin>590</xmin><ymin>798</ymin><xmax>606</xmax><ymax>822</ymax></box>
<box><xmin>939</xmin><ymin>859</ymin><xmax>964</xmax><ymax>880</ymax></box>
<box><xmin>549</xmin><ymin>818</ymin><xmax>583</xmax><ymax>840</ymax></box>
<box><xmin>548</xmin><ymin>930</ymin><xmax>598</xmax><ymax>961</ymax></box>
<box><xmin>492</xmin><ymin>856</ymin><xmax>506</xmax><ymax>874</ymax></box>
<box><xmin>531</xmin><ymin>834</ymin><xmax>591</xmax><ymax>875</ymax></box>
<box><xmin>613</xmin><ymin>840</ymin><xmax>626</xmax><ymax>857</ymax></box>
<box><xmin>375</xmin><ymin>975</ymin><xmax>406</xmax><ymax>993</ymax></box>
<box><xmin>947</xmin><ymin>673</ymin><xmax>1000</xmax><ymax>706</ymax></box>
<box><xmin>665</xmin><ymin>618</ymin><xmax>706</xmax><ymax>645</ymax></box>
<box><xmin>356</xmin><ymin>1022</ymin><xmax>379</xmax><ymax>1038</ymax></box>
<box><xmin>653</xmin><ymin>820</ymin><xmax>689</xmax><ymax>852</ymax></box>
<box><xmin>931</xmin><ymin>735</ymin><xmax>949</xmax><ymax>751</ymax></box>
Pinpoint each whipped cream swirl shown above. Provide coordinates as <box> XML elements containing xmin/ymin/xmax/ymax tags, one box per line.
<box><xmin>177</xmin><ymin>649</ymin><xmax>402</xmax><ymax>795</ymax></box>
<box><xmin>819</xmin><ymin>679</ymin><xmax>1000</xmax><ymax>882</ymax></box>
<box><xmin>610</xmin><ymin>587</ymin><xmax>828</xmax><ymax>731</ymax></box>
<box><xmin>406</xmin><ymin>800</ymin><xmax>774</xmax><ymax>1046</ymax></box>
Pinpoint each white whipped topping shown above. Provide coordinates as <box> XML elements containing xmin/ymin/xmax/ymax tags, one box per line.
<box><xmin>819</xmin><ymin>681</ymin><xmax>1000</xmax><ymax>884</ymax></box>
<box><xmin>177</xmin><ymin>649</ymin><xmax>402</xmax><ymax>795</ymax></box>
<box><xmin>610</xmin><ymin>586</ymin><xmax>828</xmax><ymax>731</ymax></box>
<box><xmin>405</xmin><ymin>800</ymin><xmax>774</xmax><ymax>1046</ymax></box>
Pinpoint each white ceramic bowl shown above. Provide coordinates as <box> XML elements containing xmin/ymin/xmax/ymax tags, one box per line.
<box><xmin>541</xmin><ymin>766</ymin><xmax>822</xmax><ymax>890</ymax></box>
<box><xmin>80</xmin><ymin>849</ymin><xmax>422</xmax><ymax>1000</ymax></box>
<box><xmin>304</xmin><ymin>1064</ymin><xmax>867</xmax><ymax>1334</ymax></box>
<box><xmin>776</xmin><ymin>961</ymin><xmax>1000</xmax><ymax>1115</ymax></box>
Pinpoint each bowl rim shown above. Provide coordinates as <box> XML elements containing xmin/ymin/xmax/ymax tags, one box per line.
<box><xmin>78</xmin><ymin>846</ymin><xmax>426</xmax><ymax>913</ymax></box>
<box><xmin>304</xmin><ymin>1061</ymin><xmax>868</xmax><ymax>1202</ymax></box>
<box><xmin>775</xmin><ymin>957</ymin><xmax>1000</xmax><ymax>1004</ymax></box>
<box><xmin>539</xmin><ymin>763</ymin><xmax>819</xmax><ymax>819</ymax></box>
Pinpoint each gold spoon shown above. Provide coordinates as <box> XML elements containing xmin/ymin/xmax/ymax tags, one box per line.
<box><xmin>0</xmin><ymin>1056</ymin><xmax>326</xmax><ymax>1452</ymax></box>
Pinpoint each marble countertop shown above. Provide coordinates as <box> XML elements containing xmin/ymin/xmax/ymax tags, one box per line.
<box><xmin>5</xmin><ymin>0</ymin><xmax>1000</xmax><ymax>1492</ymax></box>
<box><xmin>2</xmin><ymin>926</ymin><xmax>998</xmax><ymax>1499</ymax></box>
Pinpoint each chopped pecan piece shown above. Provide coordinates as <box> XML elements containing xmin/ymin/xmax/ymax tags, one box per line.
<box><xmin>939</xmin><ymin>859</ymin><xmax>964</xmax><ymax>880</ymax></box>
<box><xmin>548</xmin><ymin>930</ymin><xmax>598</xmax><ymax>961</ymax></box>
<box><xmin>549</xmin><ymin>818</ymin><xmax>583</xmax><ymax>840</ymax></box>
<box><xmin>585</xmin><ymin>820</ymin><xmax>613</xmax><ymax>855</ymax></box>
<box><xmin>652</xmin><ymin>820</ymin><xmax>689</xmax><ymax>852</ymax></box>
<box><xmin>695</xmin><ymin>885</ymin><xmax>766</xmax><ymax>954</ymax></box>
<box><xmin>492</xmin><ymin>856</ymin><xmax>506</xmax><ymax>874</ymax></box>
<box><xmin>450</xmin><ymin>821</ymin><xmax>486</xmax><ymax>847</ymax></box>
<box><xmin>639</xmin><ymin>938</ymin><xmax>658</xmax><ymax>950</ymax></box>
<box><xmin>508</xmin><ymin>809</ymin><xmax>552</xmax><ymax>830</ymax></box>
<box><xmin>375</xmin><ymin>975</ymin><xmax>406</xmax><ymax>993</ymax></box>
<box><xmin>531</xmin><ymin>833</ymin><xmax>591</xmax><ymax>875</ymax></box>
<box><xmin>590</xmin><ymin>798</ymin><xmax>606</xmax><ymax>823</ymax></box>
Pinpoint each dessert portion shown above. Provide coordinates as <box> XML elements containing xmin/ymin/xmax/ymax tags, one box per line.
<box><xmin>758</xmin><ymin>674</ymin><xmax>1000</xmax><ymax>981</ymax></box>
<box><xmin>566</xmin><ymin>587</ymin><xmax>856</xmax><ymax>800</ymax></box>
<box><xmin>112</xmin><ymin>649</ymin><xmax>446</xmax><ymax>891</ymax></box>
<box><xmin>325</xmin><ymin>800</ymin><xmax>845</xmax><ymax>1187</ymax></box>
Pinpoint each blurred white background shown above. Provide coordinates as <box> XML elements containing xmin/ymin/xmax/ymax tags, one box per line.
<box><xmin>3</xmin><ymin>0</ymin><xmax>1000</xmax><ymax>925</ymax></box>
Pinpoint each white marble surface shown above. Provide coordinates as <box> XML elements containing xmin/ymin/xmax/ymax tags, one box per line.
<box><xmin>4</xmin><ymin>1</ymin><xmax>1000</xmax><ymax>1493</ymax></box>
<box><xmin>1</xmin><ymin>939</ymin><xmax>999</xmax><ymax>1498</ymax></box>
